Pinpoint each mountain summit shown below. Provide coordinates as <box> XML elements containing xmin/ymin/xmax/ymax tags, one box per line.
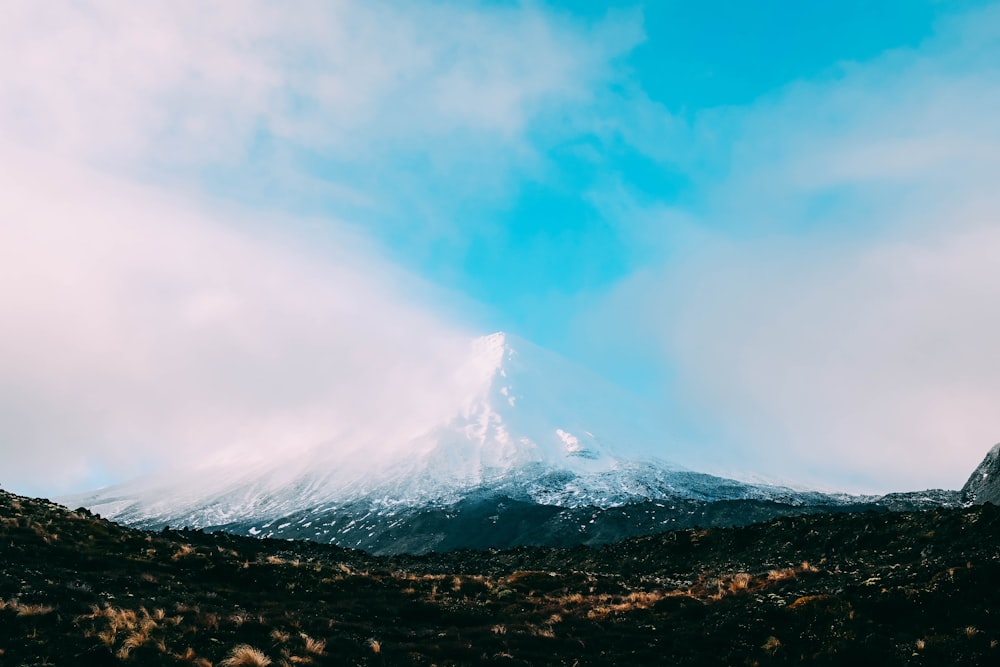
<box><xmin>66</xmin><ymin>332</ymin><xmax>661</xmax><ymax>522</ymax></box>
<box><xmin>430</xmin><ymin>331</ymin><xmax>628</xmax><ymax>475</ymax></box>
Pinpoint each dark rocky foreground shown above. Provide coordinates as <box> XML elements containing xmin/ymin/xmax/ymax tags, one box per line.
<box><xmin>2</xmin><ymin>488</ymin><xmax>1000</xmax><ymax>666</ymax></box>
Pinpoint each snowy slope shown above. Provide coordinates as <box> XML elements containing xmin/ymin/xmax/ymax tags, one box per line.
<box><xmin>63</xmin><ymin>331</ymin><xmax>955</xmax><ymax>550</ymax></box>
<box><xmin>67</xmin><ymin>332</ymin><xmax>670</xmax><ymax>519</ymax></box>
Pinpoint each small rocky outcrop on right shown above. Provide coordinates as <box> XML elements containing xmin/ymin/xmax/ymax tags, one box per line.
<box><xmin>962</xmin><ymin>442</ymin><xmax>1000</xmax><ymax>505</ymax></box>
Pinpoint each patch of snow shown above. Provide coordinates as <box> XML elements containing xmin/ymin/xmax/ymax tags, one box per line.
<box><xmin>556</xmin><ymin>429</ymin><xmax>582</xmax><ymax>454</ymax></box>
<box><xmin>64</xmin><ymin>331</ymin><xmax>700</xmax><ymax>526</ymax></box>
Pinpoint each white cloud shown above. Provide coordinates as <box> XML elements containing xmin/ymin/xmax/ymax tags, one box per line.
<box><xmin>0</xmin><ymin>1</ymin><xmax>640</xmax><ymax>495</ymax></box>
<box><xmin>0</xmin><ymin>146</ymin><xmax>480</xmax><ymax>495</ymax></box>
<box><xmin>587</xmin><ymin>5</ymin><xmax>1000</xmax><ymax>493</ymax></box>
<box><xmin>0</xmin><ymin>1</ymin><xmax>639</xmax><ymax>170</ymax></box>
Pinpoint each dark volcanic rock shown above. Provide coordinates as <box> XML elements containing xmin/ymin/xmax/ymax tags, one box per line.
<box><xmin>962</xmin><ymin>442</ymin><xmax>1000</xmax><ymax>504</ymax></box>
<box><xmin>201</xmin><ymin>490</ymin><xmax>962</xmax><ymax>555</ymax></box>
<box><xmin>4</xmin><ymin>486</ymin><xmax>1000</xmax><ymax>666</ymax></box>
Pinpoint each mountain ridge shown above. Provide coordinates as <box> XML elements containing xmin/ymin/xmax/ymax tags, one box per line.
<box><xmin>62</xmin><ymin>332</ymin><xmax>978</xmax><ymax>553</ymax></box>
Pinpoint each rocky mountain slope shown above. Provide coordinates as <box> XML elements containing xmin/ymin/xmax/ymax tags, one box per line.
<box><xmin>3</xmin><ymin>487</ymin><xmax>1000</xmax><ymax>666</ymax></box>
<box><xmin>962</xmin><ymin>442</ymin><xmax>1000</xmax><ymax>505</ymax></box>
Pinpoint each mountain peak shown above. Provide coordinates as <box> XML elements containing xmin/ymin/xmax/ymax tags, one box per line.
<box><xmin>469</xmin><ymin>331</ymin><xmax>514</xmax><ymax>370</ymax></box>
<box><xmin>432</xmin><ymin>331</ymin><xmax>624</xmax><ymax>481</ymax></box>
<box><xmin>476</xmin><ymin>330</ymin><xmax>511</xmax><ymax>346</ymax></box>
<box><xmin>66</xmin><ymin>331</ymin><xmax>677</xmax><ymax>525</ymax></box>
<box><xmin>469</xmin><ymin>331</ymin><xmax>529</xmax><ymax>368</ymax></box>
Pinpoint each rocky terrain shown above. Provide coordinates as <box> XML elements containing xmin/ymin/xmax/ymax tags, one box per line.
<box><xmin>206</xmin><ymin>486</ymin><xmax>962</xmax><ymax>555</ymax></box>
<box><xmin>2</xmin><ymin>487</ymin><xmax>1000</xmax><ymax>666</ymax></box>
<box><xmin>962</xmin><ymin>443</ymin><xmax>1000</xmax><ymax>505</ymax></box>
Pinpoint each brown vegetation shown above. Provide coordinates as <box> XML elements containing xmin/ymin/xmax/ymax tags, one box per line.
<box><xmin>2</xmin><ymin>488</ymin><xmax>1000</xmax><ymax>665</ymax></box>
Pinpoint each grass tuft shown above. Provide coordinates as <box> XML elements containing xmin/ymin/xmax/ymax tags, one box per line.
<box><xmin>301</xmin><ymin>634</ymin><xmax>326</xmax><ymax>655</ymax></box>
<box><xmin>220</xmin><ymin>644</ymin><xmax>272</xmax><ymax>667</ymax></box>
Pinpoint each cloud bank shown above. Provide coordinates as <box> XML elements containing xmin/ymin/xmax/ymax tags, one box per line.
<box><xmin>0</xmin><ymin>1</ymin><xmax>640</xmax><ymax>223</ymax></box>
<box><xmin>0</xmin><ymin>149</ymin><xmax>477</xmax><ymax>494</ymax></box>
<box><xmin>589</xmin><ymin>6</ymin><xmax>1000</xmax><ymax>492</ymax></box>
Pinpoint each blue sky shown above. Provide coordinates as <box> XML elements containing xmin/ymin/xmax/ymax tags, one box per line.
<box><xmin>2</xmin><ymin>1</ymin><xmax>999</xmax><ymax>495</ymax></box>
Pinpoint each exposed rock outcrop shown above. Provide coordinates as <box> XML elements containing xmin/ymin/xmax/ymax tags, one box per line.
<box><xmin>962</xmin><ymin>442</ymin><xmax>1000</xmax><ymax>505</ymax></box>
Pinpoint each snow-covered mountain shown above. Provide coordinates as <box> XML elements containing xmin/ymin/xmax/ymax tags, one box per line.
<box><xmin>64</xmin><ymin>332</ymin><xmax>961</xmax><ymax>553</ymax></box>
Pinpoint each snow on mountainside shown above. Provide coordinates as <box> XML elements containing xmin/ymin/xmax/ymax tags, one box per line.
<box><xmin>392</xmin><ymin>331</ymin><xmax>627</xmax><ymax>480</ymax></box>
<box><xmin>67</xmin><ymin>332</ymin><xmax>675</xmax><ymax>520</ymax></box>
<box><xmin>62</xmin><ymin>332</ymin><xmax>962</xmax><ymax>552</ymax></box>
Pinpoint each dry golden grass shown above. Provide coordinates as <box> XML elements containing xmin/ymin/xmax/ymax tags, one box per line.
<box><xmin>78</xmin><ymin>603</ymin><xmax>168</xmax><ymax>657</ymax></box>
<box><xmin>530</xmin><ymin>624</ymin><xmax>556</xmax><ymax>638</ymax></box>
<box><xmin>172</xmin><ymin>544</ymin><xmax>195</xmax><ymax>560</ymax></box>
<box><xmin>81</xmin><ymin>604</ymin><xmax>124</xmax><ymax>624</ymax></box>
<box><xmin>96</xmin><ymin>628</ymin><xmax>117</xmax><ymax>647</ymax></box>
<box><xmin>220</xmin><ymin>644</ymin><xmax>272</xmax><ymax>667</ymax></box>
<box><xmin>397</xmin><ymin>572</ymin><xmax>445</xmax><ymax>582</ymax></box>
<box><xmin>13</xmin><ymin>601</ymin><xmax>56</xmax><ymax>616</ymax></box>
<box><xmin>625</xmin><ymin>590</ymin><xmax>666</xmax><ymax>606</ymax></box>
<box><xmin>177</xmin><ymin>647</ymin><xmax>198</xmax><ymax>661</ymax></box>
<box><xmin>727</xmin><ymin>572</ymin><xmax>752</xmax><ymax>592</ymax></box>
<box><xmin>301</xmin><ymin>633</ymin><xmax>326</xmax><ymax>655</ymax></box>
<box><xmin>762</xmin><ymin>636</ymin><xmax>782</xmax><ymax>654</ymax></box>
<box><xmin>117</xmin><ymin>630</ymin><xmax>150</xmax><ymax>659</ymax></box>
<box><xmin>584</xmin><ymin>590</ymin><xmax>675</xmax><ymax>619</ymax></box>
<box><xmin>768</xmin><ymin>568</ymin><xmax>798</xmax><ymax>581</ymax></box>
<box><xmin>28</xmin><ymin>519</ymin><xmax>60</xmax><ymax>543</ymax></box>
<box><xmin>788</xmin><ymin>594</ymin><xmax>834</xmax><ymax>609</ymax></box>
